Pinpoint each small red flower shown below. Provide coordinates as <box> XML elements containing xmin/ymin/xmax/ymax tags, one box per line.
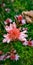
<box><xmin>18</xmin><ymin>15</ymin><xmax>22</xmax><ymax>21</ymax></box>
<box><xmin>10</xmin><ymin>54</ymin><xmax>15</xmax><ymax>60</ymax></box>
<box><xmin>4</xmin><ymin>18</ymin><xmax>12</xmax><ymax>24</ymax></box>
<box><xmin>6</xmin><ymin>19</ymin><xmax>10</xmax><ymax>23</ymax></box>
<box><xmin>28</xmin><ymin>40</ymin><xmax>32</xmax><ymax>46</ymax></box>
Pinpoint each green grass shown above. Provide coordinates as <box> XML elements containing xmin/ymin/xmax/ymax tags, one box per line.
<box><xmin>0</xmin><ymin>0</ymin><xmax>33</xmax><ymax>65</ymax></box>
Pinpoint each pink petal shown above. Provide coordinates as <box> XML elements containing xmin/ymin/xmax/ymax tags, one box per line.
<box><xmin>22</xmin><ymin>30</ymin><xmax>27</xmax><ymax>34</ymax></box>
<box><xmin>3</xmin><ymin>39</ymin><xmax>7</xmax><ymax>43</ymax></box>
<box><xmin>18</xmin><ymin>32</ymin><xmax>27</xmax><ymax>41</ymax></box>
<box><xmin>20</xmin><ymin>33</ymin><xmax>28</xmax><ymax>37</ymax></box>
<box><xmin>13</xmin><ymin>22</ymin><xmax>16</xmax><ymax>28</ymax></box>
<box><xmin>0</xmin><ymin>53</ymin><xmax>10</xmax><ymax>61</ymax></box>
<box><xmin>21</xmin><ymin>19</ymin><xmax>26</xmax><ymax>24</ymax></box>
<box><xmin>8</xmin><ymin>19</ymin><xmax>12</xmax><ymax>23</ymax></box>
<box><xmin>5</xmin><ymin>55</ymin><xmax>10</xmax><ymax>59</ymax></box>
<box><xmin>7</xmin><ymin>39</ymin><xmax>11</xmax><ymax>43</ymax></box>
<box><xmin>23</xmin><ymin>41</ymin><xmax>28</xmax><ymax>45</ymax></box>
<box><xmin>10</xmin><ymin>24</ymin><xmax>13</xmax><ymax>29</ymax></box>
<box><xmin>5</xmin><ymin>25</ymin><xmax>12</xmax><ymax>32</ymax></box>
<box><xmin>22</xmin><ymin>28</ymin><xmax>28</xmax><ymax>31</ymax></box>
<box><xmin>4</xmin><ymin>21</ymin><xmax>7</xmax><ymax>24</ymax></box>
<box><xmin>3</xmin><ymin>34</ymin><xmax>7</xmax><ymax>37</ymax></box>
<box><xmin>0</xmin><ymin>55</ymin><xmax>5</xmax><ymax>60</ymax></box>
<box><xmin>31</xmin><ymin>40</ymin><xmax>33</xmax><ymax>46</ymax></box>
<box><xmin>15</xmin><ymin>54</ymin><xmax>19</xmax><ymax>61</ymax></box>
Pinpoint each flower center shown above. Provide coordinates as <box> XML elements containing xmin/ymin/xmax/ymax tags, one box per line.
<box><xmin>8</xmin><ymin>28</ymin><xmax>20</xmax><ymax>40</ymax></box>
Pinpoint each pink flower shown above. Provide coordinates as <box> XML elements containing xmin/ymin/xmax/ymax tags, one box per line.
<box><xmin>23</xmin><ymin>40</ymin><xmax>33</xmax><ymax>46</ymax></box>
<box><xmin>15</xmin><ymin>15</ymin><xmax>22</xmax><ymax>21</ymax></box>
<box><xmin>28</xmin><ymin>40</ymin><xmax>33</xmax><ymax>46</ymax></box>
<box><xmin>4</xmin><ymin>18</ymin><xmax>12</xmax><ymax>24</ymax></box>
<box><xmin>10</xmin><ymin>54</ymin><xmax>15</xmax><ymax>60</ymax></box>
<box><xmin>15</xmin><ymin>15</ymin><xmax>26</xmax><ymax>24</ymax></box>
<box><xmin>3</xmin><ymin>22</ymin><xmax>27</xmax><ymax>43</ymax></box>
<box><xmin>10</xmin><ymin>54</ymin><xmax>19</xmax><ymax>61</ymax></box>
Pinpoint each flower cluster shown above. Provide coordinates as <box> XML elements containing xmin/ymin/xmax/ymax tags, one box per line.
<box><xmin>3</xmin><ymin>17</ymin><xmax>33</xmax><ymax>46</ymax></box>
<box><xmin>3</xmin><ymin>20</ymin><xmax>27</xmax><ymax>43</ymax></box>
<box><xmin>23</xmin><ymin>40</ymin><xmax>33</xmax><ymax>46</ymax></box>
<box><xmin>0</xmin><ymin>50</ymin><xmax>19</xmax><ymax>61</ymax></box>
<box><xmin>0</xmin><ymin>14</ymin><xmax>33</xmax><ymax>61</ymax></box>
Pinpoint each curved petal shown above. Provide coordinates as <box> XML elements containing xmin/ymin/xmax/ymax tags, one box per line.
<box><xmin>23</xmin><ymin>41</ymin><xmax>28</xmax><ymax>45</ymax></box>
<box><xmin>18</xmin><ymin>32</ymin><xmax>27</xmax><ymax>41</ymax></box>
<box><xmin>21</xmin><ymin>19</ymin><xmax>26</xmax><ymax>24</ymax></box>
<box><xmin>15</xmin><ymin>54</ymin><xmax>19</xmax><ymax>61</ymax></box>
<box><xmin>3</xmin><ymin>38</ymin><xmax>7</xmax><ymax>43</ymax></box>
<box><xmin>13</xmin><ymin>22</ymin><xmax>16</xmax><ymax>28</ymax></box>
<box><xmin>7</xmin><ymin>39</ymin><xmax>11</xmax><ymax>43</ymax></box>
<box><xmin>5</xmin><ymin>25</ymin><xmax>13</xmax><ymax>32</ymax></box>
<box><xmin>3</xmin><ymin>34</ymin><xmax>7</xmax><ymax>37</ymax></box>
<box><xmin>22</xmin><ymin>30</ymin><xmax>27</xmax><ymax>34</ymax></box>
